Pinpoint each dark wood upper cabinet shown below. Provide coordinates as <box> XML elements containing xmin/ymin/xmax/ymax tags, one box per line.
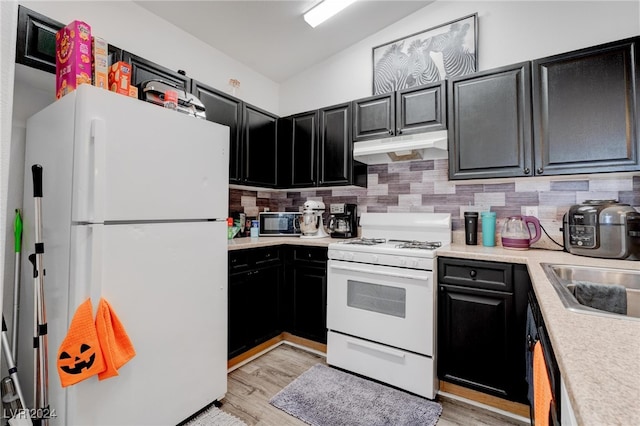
<box><xmin>192</xmin><ymin>80</ymin><xmax>244</xmax><ymax>183</ymax></box>
<box><xmin>122</xmin><ymin>51</ymin><xmax>190</xmax><ymax>92</ymax></box>
<box><xmin>532</xmin><ymin>36</ymin><xmax>640</xmax><ymax>175</ymax></box>
<box><xmin>16</xmin><ymin>5</ymin><xmax>62</xmax><ymax>74</ymax></box>
<box><xmin>16</xmin><ymin>6</ymin><xmax>123</xmax><ymax>75</ymax></box>
<box><xmin>279</xmin><ymin>103</ymin><xmax>365</xmax><ymax>189</ymax></box>
<box><xmin>288</xmin><ymin>111</ymin><xmax>319</xmax><ymax>188</ymax></box>
<box><xmin>352</xmin><ymin>93</ymin><xmax>395</xmax><ymax>141</ymax></box>
<box><xmin>353</xmin><ymin>82</ymin><xmax>446</xmax><ymax>143</ymax></box>
<box><xmin>448</xmin><ymin>62</ymin><xmax>533</xmax><ymax>180</ymax></box>
<box><xmin>243</xmin><ymin>104</ymin><xmax>279</xmax><ymax>187</ymax></box>
<box><xmin>319</xmin><ymin>102</ymin><xmax>353</xmax><ymax>186</ymax></box>
<box><xmin>396</xmin><ymin>81</ymin><xmax>446</xmax><ymax>135</ymax></box>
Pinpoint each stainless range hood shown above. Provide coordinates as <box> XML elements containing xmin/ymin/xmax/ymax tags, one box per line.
<box><xmin>353</xmin><ymin>130</ymin><xmax>448</xmax><ymax>164</ymax></box>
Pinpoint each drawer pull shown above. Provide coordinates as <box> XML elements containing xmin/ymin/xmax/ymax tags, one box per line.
<box><xmin>469</xmin><ymin>270</ymin><xmax>477</xmax><ymax>278</ymax></box>
<box><xmin>347</xmin><ymin>339</ymin><xmax>406</xmax><ymax>360</ymax></box>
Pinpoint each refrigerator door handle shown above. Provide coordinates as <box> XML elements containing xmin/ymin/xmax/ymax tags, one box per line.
<box><xmin>89</xmin><ymin>224</ymin><xmax>104</xmax><ymax>300</ymax></box>
<box><xmin>90</xmin><ymin>119</ymin><xmax>107</xmax><ymax>223</ymax></box>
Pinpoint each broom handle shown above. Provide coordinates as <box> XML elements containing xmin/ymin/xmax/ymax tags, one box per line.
<box><xmin>12</xmin><ymin>209</ymin><xmax>23</xmax><ymax>363</ymax></box>
<box><xmin>2</xmin><ymin>316</ymin><xmax>26</xmax><ymax>412</ymax></box>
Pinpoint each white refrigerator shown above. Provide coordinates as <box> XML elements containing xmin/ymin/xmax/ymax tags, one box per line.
<box><xmin>19</xmin><ymin>84</ymin><xmax>229</xmax><ymax>425</ymax></box>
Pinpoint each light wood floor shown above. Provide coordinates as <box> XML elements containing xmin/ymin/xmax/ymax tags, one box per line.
<box><xmin>219</xmin><ymin>343</ymin><xmax>529</xmax><ymax>425</ymax></box>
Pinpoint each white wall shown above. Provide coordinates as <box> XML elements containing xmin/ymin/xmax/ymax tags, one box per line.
<box><xmin>19</xmin><ymin>0</ymin><xmax>280</xmax><ymax>114</ymax></box>
<box><xmin>1</xmin><ymin>0</ymin><xmax>18</xmax><ymax>370</ymax></box>
<box><xmin>279</xmin><ymin>0</ymin><xmax>640</xmax><ymax>116</ymax></box>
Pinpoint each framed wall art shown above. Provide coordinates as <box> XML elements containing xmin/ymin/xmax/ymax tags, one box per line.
<box><xmin>372</xmin><ymin>13</ymin><xmax>478</xmax><ymax>95</ymax></box>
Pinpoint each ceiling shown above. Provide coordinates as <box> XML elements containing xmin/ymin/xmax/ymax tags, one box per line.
<box><xmin>134</xmin><ymin>0</ymin><xmax>433</xmax><ymax>83</ymax></box>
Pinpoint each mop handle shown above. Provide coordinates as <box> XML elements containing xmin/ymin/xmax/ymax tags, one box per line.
<box><xmin>32</xmin><ymin>165</ymin><xmax>49</xmax><ymax>425</ymax></box>
<box><xmin>28</xmin><ymin>253</ymin><xmax>38</xmax><ymax>412</ymax></box>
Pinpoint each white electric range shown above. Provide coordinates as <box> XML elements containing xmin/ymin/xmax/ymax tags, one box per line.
<box><xmin>326</xmin><ymin>213</ymin><xmax>452</xmax><ymax>399</ymax></box>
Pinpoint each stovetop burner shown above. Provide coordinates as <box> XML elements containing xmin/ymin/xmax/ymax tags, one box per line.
<box><xmin>390</xmin><ymin>240</ymin><xmax>442</xmax><ymax>250</ymax></box>
<box><xmin>344</xmin><ymin>238</ymin><xmax>386</xmax><ymax>246</ymax></box>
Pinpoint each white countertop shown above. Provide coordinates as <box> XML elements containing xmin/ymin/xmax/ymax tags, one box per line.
<box><xmin>227</xmin><ymin>237</ymin><xmax>640</xmax><ymax>424</ymax></box>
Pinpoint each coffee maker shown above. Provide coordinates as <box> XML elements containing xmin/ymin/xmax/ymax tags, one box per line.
<box><xmin>328</xmin><ymin>203</ymin><xmax>358</xmax><ymax>238</ymax></box>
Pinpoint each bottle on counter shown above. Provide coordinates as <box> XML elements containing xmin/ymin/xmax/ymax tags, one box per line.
<box><xmin>481</xmin><ymin>211</ymin><xmax>497</xmax><ymax>247</ymax></box>
<box><xmin>464</xmin><ymin>212</ymin><xmax>478</xmax><ymax>245</ymax></box>
<box><xmin>250</xmin><ymin>220</ymin><xmax>259</xmax><ymax>238</ymax></box>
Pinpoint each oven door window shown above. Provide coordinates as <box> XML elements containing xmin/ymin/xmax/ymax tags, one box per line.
<box><xmin>347</xmin><ymin>280</ymin><xmax>406</xmax><ymax>318</ymax></box>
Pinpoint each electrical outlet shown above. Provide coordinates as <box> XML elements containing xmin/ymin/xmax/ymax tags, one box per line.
<box><xmin>524</xmin><ymin>206</ymin><xmax>538</xmax><ymax>217</ymax></box>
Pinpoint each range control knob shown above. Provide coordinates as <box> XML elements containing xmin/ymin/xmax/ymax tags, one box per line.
<box><xmin>399</xmin><ymin>258</ymin><xmax>407</xmax><ymax>266</ymax></box>
<box><xmin>372</xmin><ymin>255</ymin><xmax>379</xmax><ymax>263</ymax></box>
<box><xmin>410</xmin><ymin>259</ymin><xmax>419</xmax><ymax>267</ymax></box>
<box><xmin>344</xmin><ymin>252</ymin><xmax>354</xmax><ymax>261</ymax></box>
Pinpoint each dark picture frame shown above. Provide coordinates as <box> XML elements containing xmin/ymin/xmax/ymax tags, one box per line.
<box><xmin>372</xmin><ymin>13</ymin><xmax>478</xmax><ymax>95</ymax></box>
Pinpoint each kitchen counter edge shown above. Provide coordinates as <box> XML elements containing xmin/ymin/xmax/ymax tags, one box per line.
<box><xmin>227</xmin><ymin>236</ymin><xmax>334</xmax><ymax>250</ymax></box>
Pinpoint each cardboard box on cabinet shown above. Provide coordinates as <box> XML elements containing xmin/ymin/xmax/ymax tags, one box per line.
<box><xmin>108</xmin><ymin>61</ymin><xmax>131</xmax><ymax>96</ymax></box>
<box><xmin>55</xmin><ymin>20</ymin><xmax>92</xmax><ymax>99</ymax></box>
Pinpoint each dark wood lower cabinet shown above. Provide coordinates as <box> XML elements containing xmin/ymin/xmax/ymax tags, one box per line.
<box><xmin>228</xmin><ymin>246</ymin><xmax>327</xmax><ymax>359</ymax></box>
<box><xmin>290</xmin><ymin>263</ymin><xmax>327</xmax><ymax>343</ymax></box>
<box><xmin>438</xmin><ymin>284</ymin><xmax>515</xmax><ymax>397</ymax></box>
<box><xmin>228</xmin><ymin>248</ymin><xmax>282</xmax><ymax>359</ymax></box>
<box><xmin>283</xmin><ymin>246</ymin><xmax>328</xmax><ymax>344</ymax></box>
<box><xmin>228</xmin><ymin>265</ymin><xmax>280</xmax><ymax>359</ymax></box>
<box><xmin>437</xmin><ymin>257</ymin><xmax>530</xmax><ymax>403</ymax></box>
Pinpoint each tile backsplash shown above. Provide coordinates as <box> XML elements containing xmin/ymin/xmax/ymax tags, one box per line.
<box><xmin>230</xmin><ymin>159</ymin><xmax>639</xmax><ymax>242</ymax></box>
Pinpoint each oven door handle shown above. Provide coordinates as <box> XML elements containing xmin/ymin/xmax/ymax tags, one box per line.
<box><xmin>347</xmin><ymin>338</ymin><xmax>406</xmax><ymax>360</ymax></box>
<box><xmin>328</xmin><ymin>263</ymin><xmax>429</xmax><ymax>281</ymax></box>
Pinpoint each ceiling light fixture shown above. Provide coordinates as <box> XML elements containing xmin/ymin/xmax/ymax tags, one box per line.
<box><xmin>304</xmin><ymin>0</ymin><xmax>358</xmax><ymax>28</ymax></box>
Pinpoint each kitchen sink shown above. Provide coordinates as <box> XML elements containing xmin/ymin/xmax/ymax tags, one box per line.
<box><xmin>541</xmin><ymin>263</ymin><xmax>640</xmax><ymax>321</ymax></box>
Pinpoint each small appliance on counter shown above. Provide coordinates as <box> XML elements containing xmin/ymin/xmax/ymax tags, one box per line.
<box><xmin>501</xmin><ymin>215</ymin><xmax>541</xmax><ymax>250</ymax></box>
<box><xmin>299</xmin><ymin>201</ymin><xmax>329</xmax><ymax>239</ymax></box>
<box><xmin>258</xmin><ymin>212</ymin><xmax>301</xmax><ymax>236</ymax></box>
<box><xmin>138</xmin><ymin>79</ymin><xmax>206</xmax><ymax>119</ymax></box>
<box><xmin>563</xmin><ymin>200</ymin><xmax>640</xmax><ymax>260</ymax></box>
<box><xmin>327</xmin><ymin>203</ymin><xmax>358</xmax><ymax>238</ymax></box>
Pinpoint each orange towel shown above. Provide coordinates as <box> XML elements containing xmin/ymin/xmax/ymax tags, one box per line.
<box><xmin>533</xmin><ymin>341</ymin><xmax>553</xmax><ymax>426</ymax></box>
<box><xmin>57</xmin><ymin>299</ymin><xmax>105</xmax><ymax>387</ymax></box>
<box><xmin>95</xmin><ymin>297</ymin><xmax>136</xmax><ymax>380</ymax></box>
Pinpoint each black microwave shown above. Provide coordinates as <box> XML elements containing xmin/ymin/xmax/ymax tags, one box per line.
<box><xmin>259</xmin><ymin>212</ymin><xmax>301</xmax><ymax>236</ymax></box>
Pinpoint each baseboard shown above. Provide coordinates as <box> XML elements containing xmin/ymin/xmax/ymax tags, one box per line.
<box><xmin>227</xmin><ymin>333</ymin><xmax>327</xmax><ymax>372</ymax></box>
<box><xmin>438</xmin><ymin>381</ymin><xmax>531</xmax><ymax>422</ymax></box>
<box><xmin>280</xmin><ymin>332</ymin><xmax>327</xmax><ymax>355</ymax></box>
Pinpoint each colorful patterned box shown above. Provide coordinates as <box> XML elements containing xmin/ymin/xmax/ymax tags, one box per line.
<box><xmin>108</xmin><ymin>61</ymin><xmax>131</xmax><ymax>96</ymax></box>
<box><xmin>55</xmin><ymin>20</ymin><xmax>92</xmax><ymax>99</ymax></box>
<box><xmin>92</xmin><ymin>36</ymin><xmax>108</xmax><ymax>90</ymax></box>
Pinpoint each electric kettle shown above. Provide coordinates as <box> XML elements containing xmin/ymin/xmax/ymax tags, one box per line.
<box><xmin>501</xmin><ymin>215</ymin><xmax>541</xmax><ymax>250</ymax></box>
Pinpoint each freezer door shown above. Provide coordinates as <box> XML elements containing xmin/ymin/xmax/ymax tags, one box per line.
<box><xmin>70</xmin><ymin>85</ymin><xmax>229</xmax><ymax>223</ymax></box>
<box><xmin>59</xmin><ymin>221</ymin><xmax>228</xmax><ymax>425</ymax></box>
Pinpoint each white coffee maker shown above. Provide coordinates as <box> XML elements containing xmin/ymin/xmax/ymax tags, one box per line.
<box><xmin>298</xmin><ymin>200</ymin><xmax>329</xmax><ymax>239</ymax></box>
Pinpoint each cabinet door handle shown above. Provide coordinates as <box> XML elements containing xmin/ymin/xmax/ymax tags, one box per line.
<box><xmin>397</xmin><ymin>129</ymin><xmax>402</xmax><ymax>134</ymax></box>
<box><xmin>524</xmin><ymin>167</ymin><xmax>530</xmax><ymax>175</ymax></box>
<box><xmin>388</xmin><ymin>130</ymin><xmax>393</xmax><ymax>135</ymax></box>
<box><xmin>537</xmin><ymin>167</ymin><xmax>544</xmax><ymax>174</ymax></box>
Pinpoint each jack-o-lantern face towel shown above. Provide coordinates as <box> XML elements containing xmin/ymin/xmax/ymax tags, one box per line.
<box><xmin>95</xmin><ymin>297</ymin><xmax>136</xmax><ymax>380</ymax></box>
<box><xmin>57</xmin><ymin>299</ymin><xmax>105</xmax><ymax>387</ymax></box>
